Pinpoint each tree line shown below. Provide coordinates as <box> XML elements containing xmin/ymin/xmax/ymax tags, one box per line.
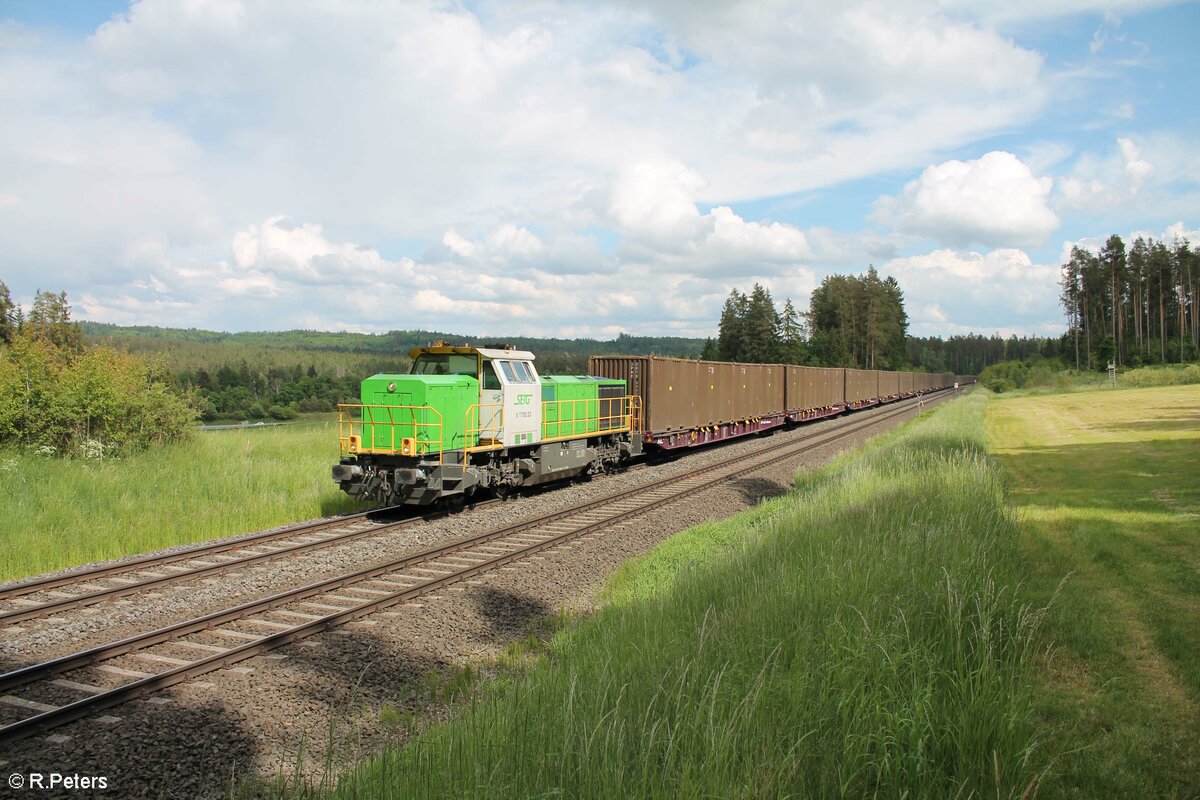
<box><xmin>1060</xmin><ymin>234</ymin><xmax>1198</xmax><ymax>368</ymax></box>
<box><xmin>705</xmin><ymin>269</ymin><xmax>910</xmax><ymax>370</ymax></box>
<box><xmin>0</xmin><ymin>282</ymin><xmax>196</xmax><ymax>457</ymax></box>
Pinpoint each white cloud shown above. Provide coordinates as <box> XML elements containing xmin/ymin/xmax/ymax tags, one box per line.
<box><xmin>882</xmin><ymin>247</ymin><xmax>1062</xmax><ymax>335</ymax></box>
<box><xmin>1059</xmin><ymin>220</ymin><xmax>1200</xmax><ymax>262</ymax></box>
<box><xmin>873</xmin><ymin>151</ymin><xmax>1060</xmax><ymax>247</ymax></box>
<box><xmin>0</xmin><ymin>0</ymin><xmax>1191</xmax><ymax>341</ymax></box>
<box><xmin>1056</xmin><ymin>136</ymin><xmax>1155</xmax><ymax>211</ymax></box>
<box><xmin>1162</xmin><ymin>222</ymin><xmax>1200</xmax><ymax>244</ymax></box>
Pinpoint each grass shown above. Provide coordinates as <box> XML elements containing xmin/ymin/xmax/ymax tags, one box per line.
<box><xmin>987</xmin><ymin>384</ymin><xmax>1200</xmax><ymax>798</ymax></box>
<box><xmin>316</xmin><ymin>391</ymin><xmax>1048</xmax><ymax>799</ymax></box>
<box><xmin>989</xmin><ymin>362</ymin><xmax>1200</xmax><ymax>399</ymax></box>
<box><xmin>0</xmin><ymin>421</ymin><xmax>366</xmax><ymax>581</ymax></box>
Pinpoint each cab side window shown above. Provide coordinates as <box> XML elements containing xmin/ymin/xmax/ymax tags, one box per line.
<box><xmin>483</xmin><ymin>363</ymin><xmax>501</xmax><ymax>390</ymax></box>
<box><xmin>513</xmin><ymin>361</ymin><xmax>535</xmax><ymax>382</ymax></box>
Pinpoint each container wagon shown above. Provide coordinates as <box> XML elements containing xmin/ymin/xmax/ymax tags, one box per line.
<box><xmin>844</xmin><ymin>369</ymin><xmax>879</xmax><ymax>409</ymax></box>
<box><xmin>784</xmin><ymin>365</ymin><xmax>845</xmax><ymax>422</ymax></box>
<box><xmin>587</xmin><ymin>356</ymin><xmax>787</xmax><ymax>451</ymax></box>
<box><xmin>877</xmin><ymin>370</ymin><xmax>901</xmax><ymax>401</ymax></box>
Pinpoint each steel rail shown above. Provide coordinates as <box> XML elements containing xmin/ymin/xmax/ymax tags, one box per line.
<box><xmin>0</xmin><ymin>508</ymin><xmax>392</xmax><ymax>601</ymax></box>
<box><xmin>0</xmin><ymin>391</ymin><xmax>937</xmax><ymax>626</ymax></box>
<box><xmin>0</xmin><ymin>391</ymin><xmax>945</xmax><ymax>693</ymax></box>
<box><xmin>0</xmin><ymin>390</ymin><xmax>950</xmax><ymax>746</ymax></box>
<box><xmin>0</xmin><ymin>504</ymin><xmax>482</xmax><ymax>626</ymax></box>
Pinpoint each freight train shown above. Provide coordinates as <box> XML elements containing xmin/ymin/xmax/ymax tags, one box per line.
<box><xmin>331</xmin><ymin>343</ymin><xmax>962</xmax><ymax>507</ymax></box>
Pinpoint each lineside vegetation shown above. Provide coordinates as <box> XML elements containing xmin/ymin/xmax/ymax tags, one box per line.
<box><xmin>323</xmin><ymin>393</ymin><xmax>1048</xmax><ymax>798</ymax></box>
<box><xmin>0</xmin><ymin>284</ymin><xmax>196</xmax><ymax>458</ymax></box>
<box><xmin>980</xmin><ymin>358</ymin><xmax>1200</xmax><ymax>394</ymax></box>
<box><xmin>0</xmin><ymin>422</ymin><xmax>364</xmax><ymax>581</ymax></box>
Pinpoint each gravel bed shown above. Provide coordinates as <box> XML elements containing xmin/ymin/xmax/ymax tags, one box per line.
<box><xmin>0</xmin><ymin>397</ymin><xmax>943</xmax><ymax>798</ymax></box>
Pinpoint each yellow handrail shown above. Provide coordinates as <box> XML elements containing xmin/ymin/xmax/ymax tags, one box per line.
<box><xmin>337</xmin><ymin>404</ymin><xmax>443</xmax><ymax>464</ymax></box>
<box><xmin>464</xmin><ymin>402</ymin><xmax>505</xmax><ymax>456</ymax></box>
<box><xmin>540</xmin><ymin>395</ymin><xmax>641</xmax><ymax>441</ymax></box>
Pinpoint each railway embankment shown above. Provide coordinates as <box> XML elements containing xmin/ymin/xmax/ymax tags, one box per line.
<box><xmin>0</xmin><ymin>397</ymin><xmax>946</xmax><ymax>797</ymax></box>
<box><xmin>321</xmin><ymin>391</ymin><xmax>1049</xmax><ymax>798</ymax></box>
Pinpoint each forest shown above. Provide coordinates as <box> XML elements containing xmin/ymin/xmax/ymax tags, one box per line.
<box><xmin>706</xmin><ymin>273</ymin><xmax>1059</xmax><ymax>375</ymax></box>
<box><xmin>1060</xmin><ymin>234</ymin><xmax>1198</xmax><ymax>368</ymax></box>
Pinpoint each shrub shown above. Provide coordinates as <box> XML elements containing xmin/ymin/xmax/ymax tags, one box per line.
<box><xmin>1121</xmin><ymin>363</ymin><xmax>1200</xmax><ymax>388</ymax></box>
<box><xmin>0</xmin><ymin>330</ymin><xmax>197</xmax><ymax>457</ymax></box>
<box><xmin>268</xmin><ymin>404</ymin><xmax>298</xmax><ymax>420</ymax></box>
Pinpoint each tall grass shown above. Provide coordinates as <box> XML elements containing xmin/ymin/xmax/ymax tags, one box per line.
<box><xmin>330</xmin><ymin>393</ymin><xmax>1048</xmax><ymax>798</ymax></box>
<box><xmin>1119</xmin><ymin>362</ymin><xmax>1200</xmax><ymax>387</ymax></box>
<box><xmin>0</xmin><ymin>421</ymin><xmax>366</xmax><ymax>581</ymax></box>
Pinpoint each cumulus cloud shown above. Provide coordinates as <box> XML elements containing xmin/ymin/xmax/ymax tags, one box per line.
<box><xmin>1</xmin><ymin>0</ymin><xmax>1188</xmax><ymax>340</ymax></box>
<box><xmin>881</xmin><ymin>247</ymin><xmax>1062</xmax><ymax>335</ymax></box>
<box><xmin>73</xmin><ymin>213</ymin><xmax>818</xmax><ymax>337</ymax></box>
<box><xmin>1056</xmin><ymin>136</ymin><xmax>1155</xmax><ymax>212</ymax></box>
<box><xmin>1059</xmin><ymin>220</ymin><xmax>1200</xmax><ymax>264</ymax></box>
<box><xmin>0</xmin><ymin>1</ymin><xmax>1050</xmax><ymax>295</ymax></box>
<box><xmin>873</xmin><ymin>151</ymin><xmax>1060</xmax><ymax>247</ymax></box>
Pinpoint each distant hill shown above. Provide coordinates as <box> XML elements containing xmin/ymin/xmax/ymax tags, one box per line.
<box><xmin>79</xmin><ymin>322</ymin><xmax>707</xmax><ymax>359</ymax></box>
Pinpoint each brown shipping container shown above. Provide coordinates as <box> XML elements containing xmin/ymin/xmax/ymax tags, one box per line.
<box><xmin>844</xmin><ymin>371</ymin><xmax>883</xmax><ymax>407</ymax></box>
<box><xmin>878</xmin><ymin>370</ymin><xmax>900</xmax><ymax>398</ymax></box>
<box><xmin>899</xmin><ymin>372</ymin><xmax>915</xmax><ymax>395</ymax></box>
<box><xmin>844</xmin><ymin>369</ymin><xmax>878</xmax><ymax>405</ymax></box>
<box><xmin>785</xmin><ymin>365</ymin><xmax>845</xmax><ymax>411</ymax></box>
<box><xmin>588</xmin><ymin>356</ymin><xmax>785</xmax><ymax>433</ymax></box>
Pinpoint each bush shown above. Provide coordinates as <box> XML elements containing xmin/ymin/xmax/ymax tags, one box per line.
<box><xmin>0</xmin><ymin>333</ymin><xmax>198</xmax><ymax>457</ymax></box>
<box><xmin>979</xmin><ymin>358</ymin><xmax>1064</xmax><ymax>393</ymax></box>
<box><xmin>1121</xmin><ymin>363</ymin><xmax>1200</xmax><ymax>388</ymax></box>
<box><xmin>268</xmin><ymin>404</ymin><xmax>298</xmax><ymax>420</ymax></box>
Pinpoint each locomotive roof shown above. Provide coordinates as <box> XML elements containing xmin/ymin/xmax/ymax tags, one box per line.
<box><xmin>408</xmin><ymin>345</ymin><xmax>537</xmax><ymax>361</ymax></box>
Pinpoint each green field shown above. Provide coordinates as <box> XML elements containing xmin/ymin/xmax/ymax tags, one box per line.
<box><xmin>312</xmin><ymin>392</ymin><xmax>1047</xmax><ymax>799</ymax></box>
<box><xmin>988</xmin><ymin>384</ymin><xmax>1200</xmax><ymax>797</ymax></box>
<box><xmin>0</xmin><ymin>421</ymin><xmax>366</xmax><ymax>581</ymax></box>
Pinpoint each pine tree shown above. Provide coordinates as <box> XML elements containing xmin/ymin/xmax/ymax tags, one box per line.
<box><xmin>778</xmin><ymin>298</ymin><xmax>806</xmax><ymax>364</ymax></box>
<box><xmin>741</xmin><ymin>283</ymin><xmax>780</xmax><ymax>362</ymax></box>
<box><xmin>1099</xmin><ymin>235</ymin><xmax>1126</xmax><ymax>364</ymax></box>
<box><xmin>0</xmin><ymin>281</ymin><xmax>15</xmax><ymax>346</ymax></box>
<box><xmin>27</xmin><ymin>289</ymin><xmax>84</xmax><ymax>352</ymax></box>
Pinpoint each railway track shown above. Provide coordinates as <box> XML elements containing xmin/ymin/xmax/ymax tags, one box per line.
<box><xmin>0</xmin><ymin>390</ymin><xmax>950</xmax><ymax>745</ymax></box>
<box><xmin>0</xmin><ymin>393</ymin><xmax>934</xmax><ymax>628</ymax></box>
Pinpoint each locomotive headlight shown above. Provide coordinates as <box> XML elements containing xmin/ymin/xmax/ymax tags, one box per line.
<box><xmin>349</xmin><ymin>435</ymin><xmax>360</xmax><ymax>453</ymax></box>
<box><xmin>400</xmin><ymin>437</ymin><xmax>416</xmax><ymax>456</ymax></box>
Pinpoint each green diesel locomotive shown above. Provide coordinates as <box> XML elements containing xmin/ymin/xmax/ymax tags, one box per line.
<box><xmin>331</xmin><ymin>344</ymin><xmax>642</xmax><ymax>506</ymax></box>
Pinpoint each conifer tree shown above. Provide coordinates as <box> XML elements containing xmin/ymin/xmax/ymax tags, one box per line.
<box><xmin>0</xmin><ymin>281</ymin><xmax>15</xmax><ymax>346</ymax></box>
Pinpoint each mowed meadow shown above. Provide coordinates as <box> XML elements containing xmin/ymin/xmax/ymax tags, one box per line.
<box><xmin>988</xmin><ymin>384</ymin><xmax>1200</xmax><ymax>796</ymax></box>
<box><xmin>0</xmin><ymin>421</ymin><xmax>366</xmax><ymax>581</ymax></box>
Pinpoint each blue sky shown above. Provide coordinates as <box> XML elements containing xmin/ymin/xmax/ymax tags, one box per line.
<box><xmin>1</xmin><ymin>0</ymin><xmax>1197</xmax><ymax>339</ymax></box>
